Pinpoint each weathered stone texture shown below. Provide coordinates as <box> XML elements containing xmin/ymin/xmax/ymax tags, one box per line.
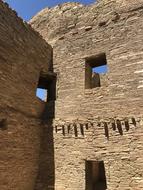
<box><xmin>0</xmin><ymin>1</ymin><xmax>53</xmax><ymax>190</ymax></box>
<box><xmin>1</xmin><ymin>0</ymin><xmax>143</xmax><ymax>189</ymax></box>
<box><xmin>31</xmin><ymin>1</ymin><xmax>143</xmax><ymax>190</ymax></box>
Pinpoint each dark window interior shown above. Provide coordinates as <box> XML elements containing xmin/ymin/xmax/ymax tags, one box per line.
<box><xmin>36</xmin><ymin>73</ymin><xmax>56</xmax><ymax>102</ymax></box>
<box><xmin>85</xmin><ymin>53</ymin><xmax>107</xmax><ymax>89</ymax></box>
<box><xmin>85</xmin><ymin>160</ymin><xmax>107</xmax><ymax>190</ymax></box>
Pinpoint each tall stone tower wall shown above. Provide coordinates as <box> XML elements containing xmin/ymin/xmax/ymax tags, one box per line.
<box><xmin>31</xmin><ymin>1</ymin><xmax>143</xmax><ymax>189</ymax></box>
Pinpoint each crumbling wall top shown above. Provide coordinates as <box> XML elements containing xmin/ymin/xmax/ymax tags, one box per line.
<box><xmin>30</xmin><ymin>0</ymin><xmax>143</xmax><ymax>44</ymax></box>
<box><xmin>30</xmin><ymin>0</ymin><xmax>143</xmax><ymax>46</ymax></box>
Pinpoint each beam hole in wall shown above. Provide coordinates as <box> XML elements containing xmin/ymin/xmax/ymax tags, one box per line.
<box><xmin>85</xmin><ymin>53</ymin><xmax>108</xmax><ymax>89</ymax></box>
<box><xmin>74</xmin><ymin>124</ymin><xmax>78</xmax><ymax>137</ymax></box>
<box><xmin>104</xmin><ymin>122</ymin><xmax>109</xmax><ymax>139</ymax></box>
<box><xmin>116</xmin><ymin>119</ymin><xmax>123</xmax><ymax>135</ymax></box>
<box><xmin>85</xmin><ymin>160</ymin><xmax>107</xmax><ymax>190</ymax></box>
<box><xmin>0</xmin><ymin>119</ymin><xmax>7</xmax><ymax>130</ymax></box>
<box><xmin>80</xmin><ymin>124</ymin><xmax>84</xmax><ymax>136</ymax></box>
<box><xmin>36</xmin><ymin>73</ymin><xmax>56</xmax><ymax>102</ymax></box>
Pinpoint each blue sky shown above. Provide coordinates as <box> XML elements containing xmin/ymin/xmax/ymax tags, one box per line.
<box><xmin>5</xmin><ymin>0</ymin><xmax>95</xmax><ymax>21</ymax></box>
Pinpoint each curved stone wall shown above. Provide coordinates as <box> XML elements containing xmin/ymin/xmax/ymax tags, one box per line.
<box><xmin>30</xmin><ymin>1</ymin><xmax>143</xmax><ymax>189</ymax></box>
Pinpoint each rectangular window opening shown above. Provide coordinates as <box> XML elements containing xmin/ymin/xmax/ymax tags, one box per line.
<box><xmin>85</xmin><ymin>53</ymin><xmax>108</xmax><ymax>89</ymax></box>
<box><xmin>85</xmin><ymin>160</ymin><xmax>107</xmax><ymax>190</ymax></box>
<box><xmin>36</xmin><ymin>74</ymin><xmax>56</xmax><ymax>102</ymax></box>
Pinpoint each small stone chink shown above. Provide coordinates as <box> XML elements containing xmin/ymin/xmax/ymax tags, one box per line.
<box><xmin>85</xmin><ymin>26</ymin><xmax>92</xmax><ymax>31</ymax></box>
<box><xmin>98</xmin><ymin>20</ymin><xmax>107</xmax><ymax>27</ymax></box>
<box><xmin>58</xmin><ymin>36</ymin><xmax>65</xmax><ymax>40</ymax></box>
<box><xmin>112</xmin><ymin>12</ymin><xmax>120</xmax><ymax>22</ymax></box>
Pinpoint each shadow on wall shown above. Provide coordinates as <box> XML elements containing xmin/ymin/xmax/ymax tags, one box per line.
<box><xmin>34</xmin><ymin>104</ymin><xmax>55</xmax><ymax>190</ymax></box>
<box><xmin>34</xmin><ymin>73</ymin><xmax>56</xmax><ymax>190</ymax></box>
<box><xmin>34</xmin><ymin>63</ymin><xmax>57</xmax><ymax>189</ymax></box>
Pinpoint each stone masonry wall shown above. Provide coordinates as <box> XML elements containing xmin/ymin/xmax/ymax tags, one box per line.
<box><xmin>0</xmin><ymin>1</ymin><xmax>53</xmax><ymax>190</ymax></box>
<box><xmin>31</xmin><ymin>1</ymin><xmax>143</xmax><ymax>189</ymax></box>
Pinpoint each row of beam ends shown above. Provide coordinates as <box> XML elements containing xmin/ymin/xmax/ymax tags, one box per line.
<box><xmin>54</xmin><ymin>117</ymin><xmax>139</xmax><ymax>139</ymax></box>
